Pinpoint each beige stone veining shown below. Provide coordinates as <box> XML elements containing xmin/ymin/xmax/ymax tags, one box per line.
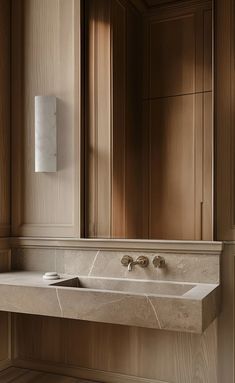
<box><xmin>0</xmin><ymin>271</ymin><xmax>219</xmax><ymax>333</ymax></box>
<box><xmin>8</xmin><ymin>244</ymin><xmax>221</xmax><ymax>333</ymax></box>
<box><xmin>12</xmin><ymin>248</ymin><xmax>220</xmax><ymax>284</ymax></box>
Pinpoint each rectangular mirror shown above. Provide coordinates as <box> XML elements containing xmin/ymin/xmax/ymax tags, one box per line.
<box><xmin>83</xmin><ymin>0</ymin><xmax>213</xmax><ymax>241</ymax></box>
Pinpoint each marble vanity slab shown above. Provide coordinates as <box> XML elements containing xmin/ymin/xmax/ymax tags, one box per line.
<box><xmin>0</xmin><ymin>271</ymin><xmax>219</xmax><ymax>334</ymax></box>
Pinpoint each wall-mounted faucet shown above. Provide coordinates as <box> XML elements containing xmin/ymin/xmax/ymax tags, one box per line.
<box><xmin>121</xmin><ymin>255</ymin><xmax>149</xmax><ymax>271</ymax></box>
<box><xmin>121</xmin><ymin>254</ymin><xmax>166</xmax><ymax>271</ymax></box>
<box><xmin>153</xmin><ymin>255</ymin><xmax>166</xmax><ymax>268</ymax></box>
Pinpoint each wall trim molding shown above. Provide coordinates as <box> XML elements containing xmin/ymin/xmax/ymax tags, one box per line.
<box><xmin>0</xmin><ymin>359</ymin><xmax>12</xmax><ymax>372</ymax></box>
<box><xmin>10</xmin><ymin>237</ymin><xmax>223</xmax><ymax>254</ymax></box>
<box><xmin>144</xmin><ymin>0</ymin><xmax>211</xmax><ymax>15</ymax></box>
<box><xmin>13</xmin><ymin>359</ymin><xmax>169</xmax><ymax>383</ymax></box>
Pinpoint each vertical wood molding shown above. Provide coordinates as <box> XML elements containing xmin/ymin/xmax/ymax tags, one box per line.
<box><xmin>214</xmin><ymin>10</ymin><xmax>235</xmax><ymax>383</ymax></box>
<box><xmin>85</xmin><ymin>0</ymin><xmax>112</xmax><ymax>238</ymax></box>
<box><xmin>215</xmin><ymin>0</ymin><xmax>234</xmax><ymax>240</ymax></box>
<box><xmin>0</xmin><ymin>0</ymin><xmax>11</xmax><ymax>237</ymax></box>
<box><xmin>112</xmin><ymin>0</ymin><xmax>126</xmax><ymax>238</ymax></box>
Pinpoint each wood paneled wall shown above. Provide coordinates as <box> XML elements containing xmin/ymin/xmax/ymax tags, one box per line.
<box><xmin>11</xmin><ymin>0</ymin><xmax>81</xmax><ymax>237</ymax></box>
<box><xmin>12</xmin><ymin>314</ymin><xmax>218</xmax><ymax>383</ymax></box>
<box><xmin>113</xmin><ymin>1</ymin><xmax>144</xmax><ymax>239</ymax></box>
<box><xmin>85</xmin><ymin>0</ymin><xmax>143</xmax><ymax>239</ymax></box>
<box><xmin>0</xmin><ymin>0</ymin><xmax>11</xmax><ymax>237</ymax></box>
<box><xmin>8</xmin><ymin>0</ymin><xmax>235</xmax><ymax>383</ymax></box>
<box><xmin>144</xmin><ymin>1</ymin><xmax>213</xmax><ymax>240</ymax></box>
<box><xmin>215</xmin><ymin>0</ymin><xmax>235</xmax><ymax>381</ymax></box>
<box><xmin>85</xmin><ymin>0</ymin><xmax>213</xmax><ymax>241</ymax></box>
<box><xmin>215</xmin><ymin>0</ymin><xmax>235</xmax><ymax>240</ymax></box>
<box><xmin>0</xmin><ymin>1</ymin><xmax>11</xmax><ymax>368</ymax></box>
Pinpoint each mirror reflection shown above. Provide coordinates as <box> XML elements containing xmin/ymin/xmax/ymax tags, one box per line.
<box><xmin>83</xmin><ymin>0</ymin><xmax>213</xmax><ymax>241</ymax></box>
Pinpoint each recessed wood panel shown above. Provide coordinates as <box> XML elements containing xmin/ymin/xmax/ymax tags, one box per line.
<box><xmin>149</xmin><ymin>95</ymin><xmax>198</xmax><ymax>239</ymax></box>
<box><xmin>148</xmin><ymin>3</ymin><xmax>212</xmax><ymax>98</ymax></box>
<box><xmin>149</xmin><ymin>14</ymin><xmax>196</xmax><ymax>98</ymax></box>
<box><xmin>0</xmin><ymin>0</ymin><xmax>10</xmax><ymax>237</ymax></box>
<box><xmin>144</xmin><ymin>0</ymin><xmax>212</xmax><ymax>240</ymax></box>
<box><xmin>12</xmin><ymin>0</ymin><xmax>80</xmax><ymax>237</ymax></box>
<box><xmin>148</xmin><ymin>92</ymin><xmax>212</xmax><ymax>240</ymax></box>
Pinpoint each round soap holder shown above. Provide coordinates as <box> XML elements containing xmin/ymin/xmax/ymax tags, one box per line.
<box><xmin>43</xmin><ymin>271</ymin><xmax>60</xmax><ymax>280</ymax></box>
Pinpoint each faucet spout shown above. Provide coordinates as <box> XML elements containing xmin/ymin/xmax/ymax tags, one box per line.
<box><xmin>121</xmin><ymin>255</ymin><xmax>149</xmax><ymax>272</ymax></box>
<box><xmin>128</xmin><ymin>262</ymin><xmax>133</xmax><ymax>272</ymax></box>
<box><xmin>128</xmin><ymin>261</ymin><xmax>137</xmax><ymax>272</ymax></box>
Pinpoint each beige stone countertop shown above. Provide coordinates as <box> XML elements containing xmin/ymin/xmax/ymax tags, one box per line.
<box><xmin>0</xmin><ymin>271</ymin><xmax>220</xmax><ymax>334</ymax></box>
<box><xmin>0</xmin><ymin>271</ymin><xmax>76</xmax><ymax>287</ymax></box>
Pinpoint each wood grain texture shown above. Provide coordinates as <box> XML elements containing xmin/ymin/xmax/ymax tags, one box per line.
<box><xmin>144</xmin><ymin>0</ymin><xmax>213</xmax><ymax>240</ymax></box>
<box><xmin>85</xmin><ymin>0</ymin><xmax>212</xmax><ymax>240</ymax></box>
<box><xmin>149</xmin><ymin>14</ymin><xmax>196</xmax><ymax>98</ymax></box>
<box><xmin>12</xmin><ymin>314</ymin><xmax>218</xmax><ymax>383</ymax></box>
<box><xmin>124</xmin><ymin>5</ymin><xmax>144</xmax><ymax>238</ymax></box>
<box><xmin>0</xmin><ymin>0</ymin><xmax>10</xmax><ymax>237</ymax></box>
<box><xmin>218</xmin><ymin>244</ymin><xmax>234</xmax><ymax>383</ymax></box>
<box><xmin>112</xmin><ymin>0</ymin><xmax>126</xmax><ymax>238</ymax></box>
<box><xmin>149</xmin><ymin>95</ymin><xmax>199</xmax><ymax>239</ymax></box>
<box><xmin>85</xmin><ymin>0</ymin><xmax>143</xmax><ymax>239</ymax></box>
<box><xmin>0</xmin><ymin>367</ymin><xmax>98</xmax><ymax>383</ymax></box>
<box><xmin>144</xmin><ymin>0</ymin><xmax>189</xmax><ymax>6</ymax></box>
<box><xmin>144</xmin><ymin>0</ymin><xmax>210</xmax><ymax>9</ymax></box>
<box><xmin>215</xmin><ymin>0</ymin><xmax>235</xmax><ymax>240</ymax></box>
<box><xmin>11</xmin><ymin>0</ymin><xmax>80</xmax><ymax>237</ymax></box>
<box><xmin>112</xmin><ymin>0</ymin><xmax>143</xmax><ymax>238</ymax></box>
<box><xmin>85</xmin><ymin>0</ymin><xmax>112</xmax><ymax>238</ymax></box>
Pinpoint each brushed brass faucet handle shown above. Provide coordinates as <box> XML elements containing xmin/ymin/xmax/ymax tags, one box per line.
<box><xmin>153</xmin><ymin>255</ymin><xmax>166</xmax><ymax>268</ymax></box>
<box><xmin>121</xmin><ymin>255</ymin><xmax>133</xmax><ymax>267</ymax></box>
<box><xmin>136</xmin><ymin>256</ymin><xmax>149</xmax><ymax>268</ymax></box>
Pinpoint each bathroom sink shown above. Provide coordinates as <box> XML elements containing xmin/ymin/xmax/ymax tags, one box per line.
<box><xmin>52</xmin><ymin>277</ymin><xmax>195</xmax><ymax>296</ymax></box>
<box><xmin>50</xmin><ymin>275</ymin><xmax>219</xmax><ymax>333</ymax></box>
<box><xmin>0</xmin><ymin>272</ymin><xmax>219</xmax><ymax>334</ymax></box>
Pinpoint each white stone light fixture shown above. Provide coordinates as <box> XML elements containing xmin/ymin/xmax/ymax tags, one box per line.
<box><xmin>35</xmin><ymin>95</ymin><xmax>57</xmax><ymax>172</ymax></box>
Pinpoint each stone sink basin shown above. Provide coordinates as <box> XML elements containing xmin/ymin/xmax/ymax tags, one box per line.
<box><xmin>52</xmin><ymin>276</ymin><xmax>220</xmax><ymax>333</ymax></box>
<box><xmin>0</xmin><ymin>272</ymin><xmax>219</xmax><ymax>334</ymax></box>
<box><xmin>53</xmin><ymin>276</ymin><xmax>195</xmax><ymax>296</ymax></box>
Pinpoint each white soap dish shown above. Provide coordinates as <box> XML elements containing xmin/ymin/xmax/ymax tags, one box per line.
<box><xmin>43</xmin><ymin>272</ymin><xmax>60</xmax><ymax>280</ymax></box>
